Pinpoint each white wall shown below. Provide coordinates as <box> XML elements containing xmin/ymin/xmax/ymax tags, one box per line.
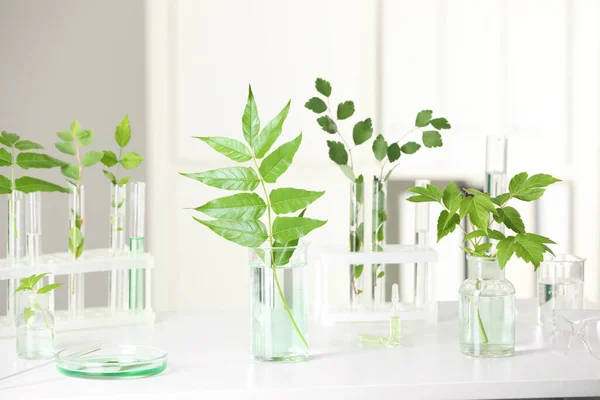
<box><xmin>0</xmin><ymin>0</ymin><xmax>146</xmax><ymax>310</ymax></box>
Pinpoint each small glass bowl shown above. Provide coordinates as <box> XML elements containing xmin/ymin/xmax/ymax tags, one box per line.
<box><xmin>56</xmin><ymin>345</ymin><xmax>167</xmax><ymax>379</ymax></box>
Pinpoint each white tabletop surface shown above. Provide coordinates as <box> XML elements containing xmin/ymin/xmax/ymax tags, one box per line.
<box><xmin>1</xmin><ymin>300</ymin><xmax>599</xmax><ymax>400</ymax></box>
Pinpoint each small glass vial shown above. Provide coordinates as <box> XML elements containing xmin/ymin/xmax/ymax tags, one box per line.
<box><xmin>389</xmin><ymin>283</ymin><xmax>401</xmax><ymax>347</ymax></box>
<box><xmin>16</xmin><ymin>291</ymin><xmax>55</xmax><ymax>360</ymax></box>
<box><xmin>128</xmin><ymin>182</ymin><xmax>146</xmax><ymax>311</ymax></box>
<box><xmin>537</xmin><ymin>255</ymin><xmax>585</xmax><ymax>328</ymax></box>
<box><xmin>459</xmin><ymin>256</ymin><xmax>515</xmax><ymax>358</ymax></box>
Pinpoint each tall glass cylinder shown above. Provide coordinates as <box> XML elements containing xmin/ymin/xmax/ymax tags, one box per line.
<box><xmin>486</xmin><ymin>136</ymin><xmax>508</xmax><ymax>236</ymax></box>
<box><xmin>249</xmin><ymin>243</ymin><xmax>308</xmax><ymax>362</ymax></box>
<box><xmin>371</xmin><ymin>177</ymin><xmax>387</xmax><ymax>307</ymax></box>
<box><xmin>7</xmin><ymin>191</ymin><xmax>25</xmax><ymax>319</ymax></box>
<box><xmin>414</xmin><ymin>179</ymin><xmax>430</xmax><ymax>307</ymax></box>
<box><xmin>537</xmin><ymin>255</ymin><xmax>585</xmax><ymax>327</ymax></box>
<box><xmin>109</xmin><ymin>183</ymin><xmax>128</xmax><ymax>313</ymax></box>
<box><xmin>349</xmin><ymin>176</ymin><xmax>365</xmax><ymax>309</ymax></box>
<box><xmin>26</xmin><ymin>192</ymin><xmax>43</xmax><ymax>264</ymax></box>
<box><xmin>68</xmin><ymin>185</ymin><xmax>85</xmax><ymax>319</ymax></box>
<box><xmin>129</xmin><ymin>182</ymin><xmax>146</xmax><ymax>311</ymax></box>
<box><xmin>459</xmin><ymin>256</ymin><xmax>515</xmax><ymax>358</ymax></box>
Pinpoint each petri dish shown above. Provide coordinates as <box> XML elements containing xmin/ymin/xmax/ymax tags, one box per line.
<box><xmin>56</xmin><ymin>345</ymin><xmax>167</xmax><ymax>379</ymax></box>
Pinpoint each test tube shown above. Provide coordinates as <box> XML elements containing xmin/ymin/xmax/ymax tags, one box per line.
<box><xmin>7</xmin><ymin>191</ymin><xmax>25</xmax><ymax>319</ymax></box>
<box><xmin>26</xmin><ymin>192</ymin><xmax>43</xmax><ymax>265</ymax></box>
<box><xmin>109</xmin><ymin>183</ymin><xmax>128</xmax><ymax>314</ymax></box>
<box><xmin>128</xmin><ymin>182</ymin><xmax>145</xmax><ymax>311</ymax></box>
<box><xmin>485</xmin><ymin>136</ymin><xmax>508</xmax><ymax>236</ymax></box>
<box><xmin>414</xmin><ymin>179</ymin><xmax>430</xmax><ymax>307</ymax></box>
<box><xmin>68</xmin><ymin>184</ymin><xmax>85</xmax><ymax>319</ymax></box>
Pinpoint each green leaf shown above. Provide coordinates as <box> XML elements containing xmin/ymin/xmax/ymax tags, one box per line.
<box><xmin>442</xmin><ymin>182</ymin><xmax>462</xmax><ymax>213</ymax></box>
<box><xmin>492</xmin><ymin>193</ymin><xmax>511</xmax><ymax>206</ymax></box>
<box><xmin>496</xmin><ymin>237</ymin><xmax>515</xmax><ymax>269</ymax></box>
<box><xmin>422</xmin><ymin>130</ymin><xmax>442</xmax><ymax>148</ymax></box>
<box><xmin>415</xmin><ymin>110</ymin><xmax>433</xmax><ymax>127</ymax></box>
<box><xmin>496</xmin><ymin>206</ymin><xmax>525</xmax><ymax>234</ymax></box>
<box><xmin>377</xmin><ymin>271</ymin><xmax>385</xmax><ymax>279</ymax></box>
<box><xmin>354</xmin><ymin>265</ymin><xmax>364</xmax><ymax>279</ymax></box>
<box><xmin>103</xmin><ymin>170</ymin><xmax>117</xmax><ymax>185</ymax></box>
<box><xmin>489</xmin><ymin>229</ymin><xmax>506</xmax><ymax>240</ymax></box>
<box><xmin>464</xmin><ymin>230</ymin><xmax>487</xmax><ymax>242</ymax></box>
<box><xmin>194</xmin><ymin>218</ymin><xmax>268</xmax><ymax>248</ymax></box>
<box><xmin>195</xmin><ymin>193</ymin><xmax>266</xmax><ymax>220</ymax></box>
<box><xmin>258</xmin><ymin>134</ymin><xmax>302</xmax><ymax>183</ymax></box>
<box><xmin>1</xmin><ymin>131</ymin><xmax>20</xmax><ymax>146</ymax></box>
<box><xmin>372</xmin><ymin>134</ymin><xmax>388</xmax><ymax>161</ymax></box>
<box><xmin>242</xmin><ymin>85</ymin><xmax>260</xmax><ymax>146</ymax></box>
<box><xmin>512</xmin><ymin>233</ymin><xmax>555</xmax><ymax>269</ymax></box>
<box><xmin>387</xmin><ymin>143</ymin><xmax>401</xmax><ymax>162</ymax></box>
<box><xmin>473</xmin><ymin>242</ymin><xmax>493</xmax><ymax>255</ymax></box>
<box><xmin>24</xmin><ymin>308</ymin><xmax>35</xmax><ymax>325</ymax></box>
<box><xmin>0</xmin><ymin>175</ymin><xmax>12</xmax><ymax>194</ymax></box>
<box><xmin>273</xmin><ymin>216</ymin><xmax>327</xmax><ymax>243</ymax></box>
<box><xmin>15</xmin><ymin>177</ymin><xmax>70</xmax><ymax>193</ymax></box>
<box><xmin>253</xmin><ymin>100</ymin><xmax>291</xmax><ymax>158</ymax></box>
<box><xmin>352</xmin><ymin>118</ymin><xmax>373</xmax><ymax>145</ymax></box>
<box><xmin>508</xmin><ymin>172</ymin><xmax>561</xmax><ymax>202</ymax></box>
<box><xmin>27</xmin><ymin>273</ymin><xmax>48</xmax><ymax>289</ymax></box>
<box><xmin>460</xmin><ymin>194</ymin><xmax>497</xmax><ymax>232</ymax></box>
<box><xmin>181</xmin><ymin>167</ymin><xmax>259</xmax><ymax>191</ymax></box>
<box><xmin>429</xmin><ymin>118</ymin><xmax>451</xmax><ymax>129</ymax></box>
<box><xmin>401</xmin><ymin>141</ymin><xmax>421</xmax><ymax>154</ymax></box>
<box><xmin>317</xmin><ymin>115</ymin><xmax>338</xmax><ymax>134</ymax></box>
<box><xmin>76</xmin><ymin>130</ymin><xmax>94</xmax><ymax>146</ymax></box>
<box><xmin>407</xmin><ymin>184</ymin><xmax>443</xmax><ymax>203</ymax></box>
<box><xmin>0</xmin><ymin>148</ymin><xmax>12</xmax><ymax>166</ymax></box>
<box><xmin>82</xmin><ymin>151</ymin><xmax>104</xmax><ymax>167</ymax></box>
<box><xmin>17</xmin><ymin>153</ymin><xmax>65</xmax><ymax>169</ymax></box>
<box><xmin>37</xmin><ymin>283</ymin><xmax>62</xmax><ymax>294</ymax></box>
<box><xmin>57</xmin><ymin>131</ymin><xmax>73</xmax><ymax>142</ymax></box>
<box><xmin>70</xmin><ymin>120</ymin><xmax>81</xmax><ymax>135</ymax></box>
<box><xmin>69</xmin><ymin>227</ymin><xmax>84</xmax><ymax>258</ymax></box>
<box><xmin>437</xmin><ymin>210</ymin><xmax>460</xmax><ymax>242</ymax></box>
<box><xmin>337</xmin><ymin>101</ymin><xmax>355</xmax><ymax>120</ymax></box>
<box><xmin>55</xmin><ymin>141</ymin><xmax>76</xmax><ymax>155</ymax></box>
<box><xmin>315</xmin><ymin>78</ymin><xmax>332</xmax><ymax>97</ymax></box>
<box><xmin>115</xmin><ymin>114</ymin><xmax>131</xmax><ymax>147</ymax></box>
<box><xmin>338</xmin><ymin>164</ymin><xmax>356</xmax><ymax>182</ymax></box>
<box><xmin>101</xmin><ymin>150</ymin><xmax>118</xmax><ymax>167</ymax></box>
<box><xmin>196</xmin><ymin>137</ymin><xmax>252</xmax><ymax>162</ymax></box>
<box><xmin>119</xmin><ymin>177</ymin><xmax>131</xmax><ymax>185</ymax></box>
<box><xmin>61</xmin><ymin>164</ymin><xmax>80</xmax><ymax>180</ymax></box>
<box><xmin>305</xmin><ymin>97</ymin><xmax>327</xmax><ymax>114</ymax></box>
<box><xmin>270</xmin><ymin>188</ymin><xmax>325</xmax><ymax>214</ymax></box>
<box><xmin>326</xmin><ymin>140</ymin><xmax>348</xmax><ymax>165</ymax></box>
<box><xmin>120</xmin><ymin>152</ymin><xmax>143</xmax><ymax>169</ymax></box>
<box><xmin>14</xmin><ymin>140</ymin><xmax>44</xmax><ymax>151</ymax></box>
<box><xmin>272</xmin><ymin>209</ymin><xmax>307</xmax><ymax>266</ymax></box>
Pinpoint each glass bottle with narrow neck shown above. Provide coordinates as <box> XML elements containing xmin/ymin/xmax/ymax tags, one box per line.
<box><xmin>459</xmin><ymin>256</ymin><xmax>515</xmax><ymax>358</ymax></box>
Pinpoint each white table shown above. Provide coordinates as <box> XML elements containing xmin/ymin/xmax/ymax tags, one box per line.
<box><xmin>1</xmin><ymin>300</ymin><xmax>599</xmax><ymax>399</ymax></box>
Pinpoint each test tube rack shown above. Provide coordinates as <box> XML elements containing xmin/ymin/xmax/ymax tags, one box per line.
<box><xmin>0</xmin><ymin>248</ymin><xmax>154</xmax><ymax>338</ymax></box>
<box><xmin>315</xmin><ymin>244</ymin><xmax>438</xmax><ymax>325</ymax></box>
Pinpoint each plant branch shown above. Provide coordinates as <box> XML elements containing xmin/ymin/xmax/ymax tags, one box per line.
<box><xmin>326</xmin><ymin>98</ymin><xmax>354</xmax><ymax>169</ymax></box>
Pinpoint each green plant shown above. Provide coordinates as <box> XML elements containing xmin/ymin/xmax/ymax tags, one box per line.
<box><xmin>305</xmin><ymin>78</ymin><xmax>451</xmax><ymax>289</ymax></box>
<box><xmin>14</xmin><ymin>273</ymin><xmax>62</xmax><ymax>337</ymax></box>
<box><xmin>406</xmin><ymin>171</ymin><xmax>560</xmax><ymax>341</ymax></box>
<box><xmin>101</xmin><ymin>114</ymin><xmax>144</xmax><ymax>186</ymax></box>
<box><xmin>55</xmin><ymin>120</ymin><xmax>105</xmax><ymax>259</ymax></box>
<box><xmin>0</xmin><ymin>130</ymin><xmax>68</xmax><ymax>194</ymax></box>
<box><xmin>181</xmin><ymin>85</ymin><xmax>326</xmax><ymax>348</ymax></box>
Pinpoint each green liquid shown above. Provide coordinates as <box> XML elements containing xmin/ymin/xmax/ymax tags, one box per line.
<box><xmin>57</xmin><ymin>356</ymin><xmax>166</xmax><ymax>379</ymax></box>
<box><xmin>129</xmin><ymin>237</ymin><xmax>145</xmax><ymax>311</ymax></box>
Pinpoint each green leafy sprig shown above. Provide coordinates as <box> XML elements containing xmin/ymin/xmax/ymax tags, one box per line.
<box><xmin>406</xmin><ymin>172</ymin><xmax>561</xmax><ymax>269</ymax></box>
<box><xmin>14</xmin><ymin>273</ymin><xmax>62</xmax><ymax>332</ymax></box>
<box><xmin>0</xmin><ymin>130</ymin><xmax>68</xmax><ymax>194</ymax></box>
<box><xmin>181</xmin><ymin>85</ymin><xmax>327</xmax><ymax>349</ymax></box>
<box><xmin>55</xmin><ymin>120</ymin><xmax>104</xmax><ymax>258</ymax></box>
<box><xmin>101</xmin><ymin>114</ymin><xmax>144</xmax><ymax>186</ymax></box>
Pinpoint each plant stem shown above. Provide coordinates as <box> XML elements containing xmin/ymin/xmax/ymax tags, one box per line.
<box><xmin>326</xmin><ymin>98</ymin><xmax>354</xmax><ymax>169</ymax></box>
<box><xmin>251</xmin><ymin>156</ymin><xmax>308</xmax><ymax>349</ymax></box>
<box><xmin>473</xmin><ymin>279</ymin><xmax>489</xmax><ymax>344</ymax></box>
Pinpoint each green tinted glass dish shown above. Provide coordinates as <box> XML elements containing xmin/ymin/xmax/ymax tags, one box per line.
<box><xmin>56</xmin><ymin>345</ymin><xmax>167</xmax><ymax>379</ymax></box>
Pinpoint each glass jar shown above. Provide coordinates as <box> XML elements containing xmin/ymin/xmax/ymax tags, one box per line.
<box><xmin>459</xmin><ymin>256</ymin><xmax>515</xmax><ymax>357</ymax></box>
<box><xmin>537</xmin><ymin>254</ymin><xmax>585</xmax><ymax>327</ymax></box>
<box><xmin>16</xmin><ymin>291</ymin><xmax>55</xmax><ymax>360</ymax></box>
<box><xmin>249</xmin><ymin>243</ymin><xmax>308</xmax><ymax>362</ymax></box>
